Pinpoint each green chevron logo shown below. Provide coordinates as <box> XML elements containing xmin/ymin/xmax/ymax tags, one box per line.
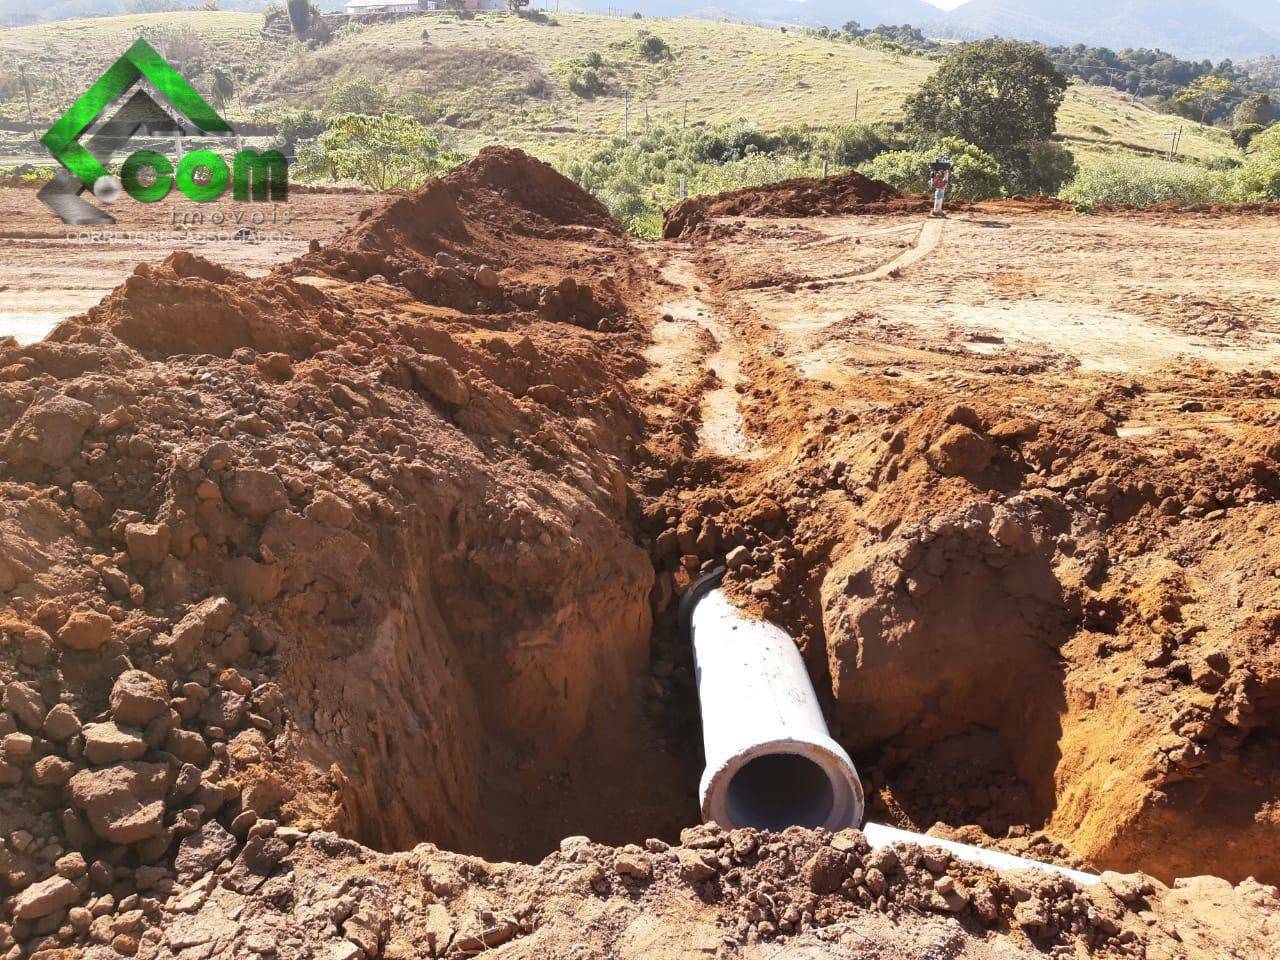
<box><xmin>39</xmin><ymin>38</ymin><xmax>287</xmax><ymax>223</ymax></box>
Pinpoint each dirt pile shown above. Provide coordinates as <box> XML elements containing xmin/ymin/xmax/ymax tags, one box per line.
<box><xmin>0</xmin><ymin>148</ymin><xmax>700</xmax><ymax>958</ymax></box>
<box><xmin>56</xmin><ymin>822</ymin><xmax>1280</xmax><ymax>960</ymax></box>
<box><xmin>662</xmin><ymin>169</ymin><xmax>904</xmax><ymax>239</ymax></box>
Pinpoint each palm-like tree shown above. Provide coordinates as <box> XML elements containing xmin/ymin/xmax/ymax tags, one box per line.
<box><xmin>210</xmin><ymin>67</ymin><xmax>235</xmax><ymax>119</ymax></box>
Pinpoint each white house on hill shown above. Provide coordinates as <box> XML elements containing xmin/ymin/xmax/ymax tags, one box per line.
<box><xmin>344</xmin><ymin>0</ymin><xmax>426</xmax><ymax>15</ymax></box>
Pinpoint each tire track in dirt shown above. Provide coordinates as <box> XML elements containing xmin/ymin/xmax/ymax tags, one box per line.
<box><xmin>647</xmin><ymin>250</ymin><xmax>761</xmax><ymax>460</ymax></box>
<box><xmin>807</xmin><ymin>217</ymin><xmax>945</xmax><ymax>288</ymax></box>
<box><xmin>735</xmin><ymin>217</ymin><xmax>945</xmax><ymax>296</ymax></box>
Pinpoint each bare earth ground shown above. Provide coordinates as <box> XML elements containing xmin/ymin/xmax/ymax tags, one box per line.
<box><xmin>0</xmin><ymin>153</ymin><xmax>1277</xmax><ymax>960</ymax></box>
<box><xmin>0</xmin><ymin>187</ymin><xmax>373</xmax><ymax>346</ymax></box>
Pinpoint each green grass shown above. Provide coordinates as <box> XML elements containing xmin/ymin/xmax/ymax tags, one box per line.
<box><xmin>0</xmin><ymin>10</ymin><xmax>1235</xmax><ymax>167</ymax></box>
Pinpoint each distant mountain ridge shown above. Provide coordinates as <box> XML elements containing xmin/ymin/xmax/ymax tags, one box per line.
<box><xmin>575</xmin><ymin>0</ymin><xmax>943</xmax><ymax>28</ymax></box>
<box><xmin>929</xmin><ymin>0</ymin><xmax>1280</xmax><ymax>61</ymax></box>
<box><xmin>581</xmin><ymin>0</ymin><xmax>1279</xmax><ymax>59</ymax></box>
<box><xmin>4</xmin><ymin>0</ymin><xmax>1280</xmax><ymax>60</ymax></box>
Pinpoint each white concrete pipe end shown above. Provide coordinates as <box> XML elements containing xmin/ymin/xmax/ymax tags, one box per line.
<box><xmin>681</xmin><ymin>569</ymin><xmax>865</xmax><ymax>833</ymax></box>
<box><xmin>699</xmin><ymin>733</ymin><xmax>865</xmax><ymax>833</ymax></box>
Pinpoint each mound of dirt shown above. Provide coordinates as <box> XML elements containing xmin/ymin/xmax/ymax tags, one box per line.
<box><xmin>663</xmin><ymin>170</ymin><xmax>903</xmax><ymax>239</ymax></box>
<box><xmin>0</xmin><ymin>149</ymin><xmax>698</xmax><ymax>958</ymax></box>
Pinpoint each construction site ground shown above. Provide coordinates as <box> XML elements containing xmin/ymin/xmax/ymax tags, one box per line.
<box><xmin>0</xmin><ymin>153</ymin><xmax>1277</xmax><ymax>959</ymax></box>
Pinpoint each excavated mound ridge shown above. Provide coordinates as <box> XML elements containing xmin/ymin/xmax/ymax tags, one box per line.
<box><xmin>662</xmin><ymin>169</ymin><xmax>904</xmax><ymax>239</ymax></box>
<box><xmin>0</xmin><ymin>148</ymin><xmax>1276</xmax><ymax>960</ymax></box>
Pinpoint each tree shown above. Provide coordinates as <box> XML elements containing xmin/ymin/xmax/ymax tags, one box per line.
<box><xmin>305</xmin><ymin>113</ymin><xmax>462</xmax><ymax>190</ymax></box>
<box><xmin>286</xmin><ymin>0</ymin><xmax>310</xmax><ymax>36</ymax></box>
<box><xmin>817</xmin><ymin>122</ymin><xmax>892</xmax><ymax>166</ymax></box>
<box><xmin>444</xmin><ymin>0</ymin><xmax>467</xmax><ymax>16</ymax></box>
<box><xmin>1234</xmin><ymin>93</ymin><xmax>1274</xmax><ymax>128</ymax></box>
<box><xmin>1175</xmin><ymin>75</ymin><xmax>1234</xmax><ymax>125</ymax></box>
<box><xmin>507</xmin><ymin>0</ymin><xmax>529</xmax><ymax>11</ymax></box>
<box><xmin>322</xmin><ymin>77</ymin><xmax>390</xmax><ymax>117</ymax></box>
<box><xmin>209</xmin><ymin>67</ymin><xmax>235</xmax><ymax>119</ymax></box>
<box><xmin>904</xmin><ymin>40</ymin><xmax>1068</xmax><ymax>162</ymax></box>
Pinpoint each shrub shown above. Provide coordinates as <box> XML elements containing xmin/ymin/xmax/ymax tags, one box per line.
<box><xmin>817</xmin><ymin>122</ymin><xmax>895</xmax><ymax>167</ymax></box>
<box><xmin>634</xmin><ymin>32</ymin><xmax>671</xmax><ymax>62</ymax></box>
<box><xmin>568</xmin><ymin>66</ymin><xmax>605</xmax><ymax>98</ymax></box>
<box><xmin>1232</xmin><ymin>124</ymin><xmax>1266</xmax><ymax>149</ymax></box>
<box><xmin>1059</xmin><ymin>157</ymin><xmax>1234</xmax><ymax>206</ymax></box>
<box><xmin>268</xmin><ymin>107</ymin><xmax>324</xmax><ymax>148</ymax></box>
<box><xmin>692</xmin><ymin>121</ymin><xmax>779</xmax><ymax>163</ymax></box>
<box><xmin>1002</xmin><ymin>141</ymin><xmax>1077</xmax><ymax>195</ymax></box>
<box><xmin>1234</xmin><ymin>125</ymin><xmax>1280</xmax><ymax>200</ymax></box>
<box><xmin>861</xmin><ymin>137</ymin><xmax>1004</xmax><ymax>201</ymax></box>
<box><xmin>323</xmin><ymin>77</ymin><xmax>391</xmax><ymax>118</ymax></box>
<box><xmin>1203</xmin><ymin>155</ymin><xmax>1242</xmax><ymax>171</ymax></box>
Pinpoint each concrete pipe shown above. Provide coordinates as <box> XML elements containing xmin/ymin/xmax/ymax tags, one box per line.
<box><xmin>680</xmin><ymin>569</ymin><xmax>865</xmax><ymax>832</ymax></box>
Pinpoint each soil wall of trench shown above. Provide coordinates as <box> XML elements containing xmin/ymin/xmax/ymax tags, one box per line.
<box><xmin>686</xmin><ymin>394</ymin><xmax>1280</xmax><ymax>885</ymax></box>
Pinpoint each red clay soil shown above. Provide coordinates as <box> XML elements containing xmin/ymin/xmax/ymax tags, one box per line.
<box><xmin>0</xmin><ymin>148</ymin><xmax>1277</xmax><ymax>960</ymax></box>
<box><xmin>662</xmin><ymin>169</ymin><xmax>905</xmax><ymax>238</ymax></box>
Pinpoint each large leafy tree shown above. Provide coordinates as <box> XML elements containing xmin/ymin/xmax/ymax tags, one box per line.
<box><xmin>304</xmin><ymin>113</ymin><xmax>462</xmax><ymax>190</ymax></box>
<box><xmin>904</xmin><ymin>40</ymin><xmax>1068</xmax><ymax>160</ymax></box>
<box><xmin>1175</xmin><ymin>74</ymin><xmax>1235</xmax><ymax>125</ymax></box>
<box><xmin>1234</xmin><ymin>94</ymin><xmax>1274</xmax><ymax>128</ymax></box>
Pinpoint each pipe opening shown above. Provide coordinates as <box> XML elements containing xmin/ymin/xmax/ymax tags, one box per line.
<box><xmin>724</xmin><ymin>753</ymin><xmax>836</xmax><ymax>831</ymax></box>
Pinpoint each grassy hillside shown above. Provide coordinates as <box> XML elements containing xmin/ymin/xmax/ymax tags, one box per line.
<box><xmin>0</xmin><ymin>10</ymin><xmax>1231</xmax><ymax>164</ymax></box>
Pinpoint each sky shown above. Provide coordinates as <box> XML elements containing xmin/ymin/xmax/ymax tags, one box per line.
<box><xmin>924</xmin><ymin>0</ymin><xmax>969</xmax><ymax>8</ymax></box>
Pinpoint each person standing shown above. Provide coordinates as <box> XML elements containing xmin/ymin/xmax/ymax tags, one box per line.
<box><xmin>929</xmin><ymin>158</ymin><xmax>953</xmax><ymax>218</ymax></box>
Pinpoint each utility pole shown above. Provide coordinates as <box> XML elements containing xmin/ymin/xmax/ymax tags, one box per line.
<box><xmin>853</xmin><ymin>88</ymin><xmax>859</xmax><ymax>121</ymax></box>
<box><xmin>17</xmin><ymin>62</ymin><xmax>36</xmax><ymax>146</ymax></box>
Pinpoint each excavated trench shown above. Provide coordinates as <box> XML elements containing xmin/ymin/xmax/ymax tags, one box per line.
<box><xmin>293</xmin><ymin>445</ymin><xmax>1280</xmax><ymax>881</ymax></box>
<box><xmin>134</xmin><ymin>151</ymin><xmax>1271</xmax><ymax>883</ymax></box>
<box><xmin>297</xmin><ymin>554</ymin><xmax>1081</xmax><ymax>873</ymax></box>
